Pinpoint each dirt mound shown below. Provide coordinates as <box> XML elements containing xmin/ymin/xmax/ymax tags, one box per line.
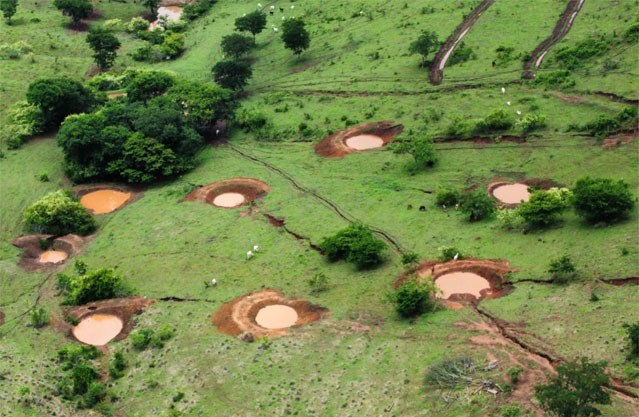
<box><xmin>212</xmin><ymin>289</ymin><xmax>329</xmax><ymax>339</ymax></box>
<box><xmin>395</xmin><ymin>258</ymin><xmax>513</xmax><ymax>302</ymax></box>
<box><xmin>11</xmin><ymin>234</ymin><xmax>90</xmax><ymax>271</ymax></box>
<box><xmin>182</xmin><ymin>178</ymin><xmax>270</xmax><ymax>208</ymax></box>
<box><xmin>314</xmin><ymin>121</ymin><xmax>403</xmax><ymax>158</ymax></box>
<box><xmin>60</xmin><ymin>297</ymin><xmax>154</xmax><ymax>346</ymax></box>
<box><xmin>73</xmin><ymin>183</ymin><xmax>142</xmax><ymax>215</ymax></box>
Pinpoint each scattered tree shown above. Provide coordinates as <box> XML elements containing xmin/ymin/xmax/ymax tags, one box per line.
<box><xmin>220</xmin><ymin>33</ymin><xmax>255</xmax><ymax>59</ymax></box>
<box><xmin>572</xmin><ymin>177</ymin><xmax>634</xmax><ymax>224</ymax></box>
<box><xmin>281</xmin><ymin>18</ymin><xmax>310</xmax><ymax>56</ymax></box>
<box><xmin>534</xmin><ymin>358</ymin><xmax>611</xmax><ymax>417</ymax></box>
<box><xmin>86</xmin><ymin>27</ymin><xmax>121</xmax><ymax>70</ymax></box>
<box><xmin>517</xmin><ymin>188</ymin><xmax>571</xmax><ymax>227</ymax></box>
<box><xmin>548</xmin><ymin>255</ymin><xmax>577</xmax><ymax>284</ymax></box>
<box><xmin>26</xmin><ymin>77</ymin><xmax>96</xmax><ymax>128</ymax></box>
<box><xmin>389</xmin><ymin>279</ymin><xmax>438</xmax><ymax>318</ymax></box>
<box><xmin>318</xmin><ymin>224</ymin><xmax>386</xmax><ymax>269</ymax></box>
<box><xmin>212</xmin><ymin>60</ymin><xmax>253</xmax><ymax>90</ymax></box>
<box><xmin>142</xmin><ymin>0</ymin><xmax>160</xmax><ymax>16</ymax></box>
<box><xmin>57</xmin><ymin>261</ymin><xmax>130</xmax><ymax>305</ymax></box>
<box><xmin>0</xmin><ymin>0</ymin><xmax>17</xmax><ymax>24</ymax></box>
<box><xmin>53</xmin><ymin>0</ymin><xmax>92</xmax><ymax>24</ymax></box>
<box><xmin>234</xmin><ymin>10</ymin><xmax>267</xmax><ymax>40</ymax></box>
<box><xmin>409</xmin><ymin>136</ymin><xmax>438</xmax><ymax>171</ymax></box>
<box><xmin>459</xmin><ymin>190</ymin><xmax>495</xmax><ymax>221</ymax></box>
<box><xmin>23</xmin><ymin>190</ymin><xmax>96</xmax><ymax>236</ymax></box>
<box><xmin>409</xmin><ymin>30</ymin><xmax>438</xmax><ymax>67</ymax></box>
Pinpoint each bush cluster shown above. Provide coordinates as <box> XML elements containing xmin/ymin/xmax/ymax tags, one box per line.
<box><xmin>57</xmin><ymin>261</ymin><xmax>130</xmax><ymax>305</ymax></box>
<box><xmin>130</xmin><ymin>326</ymin><xmax>175</xmax><ymax>350</ymax></box>
<box><xmin>389</xmin><ymin>279</ymin><xmax>438</xmax><ymax>318</ymax></box>
<box><xmin>318</xmin><ymin>224</ymin><xmax>386</xmax><ymax>269</ymax></box>
<box><xmin>0</xmin><ymin>101</ymin><xmax>46</xmax><ymax>149</ymax></box>
<box><xmin>23</xmin><ymin>190</ymin><xmax>96</xmax><ymax>236</ymax></box>
<box><xmin>26</xmin><ymin>77</ymin><xmax>97</xmax><ymax>129</ymax></box>
<box><xmin>55</xmin><ymin>344</ymin><xmax>106</xmax><ymax>409</ymax></box>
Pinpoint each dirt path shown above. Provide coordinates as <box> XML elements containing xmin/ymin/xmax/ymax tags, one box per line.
<box><xmin>523</xmin><ymin>0</ymin><xmax>586</xmax><ymax>78</ymax></box>
<box><xmin>227</xmin><ymin>144</ymin><xmax>405</xmax><ymax>254</ymax></box>
<box><xmin>429</xmin><ymin>0</ymin><xmax>496</xmax><ymax>85</ymax></box>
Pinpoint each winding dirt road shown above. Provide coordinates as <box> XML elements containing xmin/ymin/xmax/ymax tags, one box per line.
<box><xmin>429</xmin><ymin>0</ymin><xmax>495</xmax><ymax>85</ymax></box>
<box><xmin>523</xmin><ymin>0</ymin><xmax>586</xmax><ymax>78</ymax></box>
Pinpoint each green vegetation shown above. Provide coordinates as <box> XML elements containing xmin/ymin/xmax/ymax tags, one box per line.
<box><xmin>234</xmin><ymin>10</ymin><xmax>266</xmax><ymax>40</ymax></box>
<box><xmin>130</xmin><ymin>326</ymin><xmax>175</xmax><ymax>350</ymax></box>
<box><xmin>409</xmin><ymin>30</ymin><xmax>438</xmax><ymax>67</ymax></box>
<box><xmin>0</xmin><ymin>0</ymin><xmax>17</xmax><ymax>24</ymax></box>
<box><xmin>534</xmin><ymin>358</ymin><xmax>611</xmax><ymax>417</ymax></box>
<box><xmin>318</xmin><ymin>224</ymin><xmax>386</xmax><ymax>270</ymax></box>
<box><xmin>572</xmin><ymin>177</ymin><xmax>634</xmax><ymax>224</ymax></box>
<box><xmin>86</xmin><ymin>27</ymin><xmax>121</xmax><ymax>70</ymax></box>
<box><xmin>26</xmin><ymin>77</ymin><xmax>96</xmax><ymax>129</ymax></box>
<box><xmin>57</xmin><ymin>261</ymin><xmax>130</xmax><ymax>305</ymax></box>
<box><xmin>29</xmin><ymin>307</ymin><xmax>49</xmax><ymax>329</ymax></box>
<box><xmin>548</xmin><ymin>255</ymin><xmax>577</xmax><ymax>285</ymax></box>
<box><xmin>281</xmin><ymin>18</ymin><xmax>310</xmax><ymax>56</ymax></box>
<box><xmin>23</xmin><ymin>190</ymin><xmax>96</xmax><ymax>236</ymax></box>
<box><xmin>517</xmin><ymin>188</ymin><xmax>571</xmax><ymax>228</ymax></box>
<box><xmin>212</xmin><ymin>59</ymin><xmax>253</xmax><ymax>90</ymax></box>
<box><xmin>459</xmin><ymin>190</ymin><xmax>495</xmax><ymax>222</ymax></box>
<box><xmin>389</xmin><ymin>279</ymin><xmax>438</xmax><ymax>318</ymax></box>
<box><xmin>623</xmin><ymin>323</ymin><xmax>639</xmax><ymax>361</ymax></box>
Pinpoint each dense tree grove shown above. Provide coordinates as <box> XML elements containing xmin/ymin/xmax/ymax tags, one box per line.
<box><xmin>54</xmin><ymin>72</ymin><xmax>234</xmax><ymax>184</ymax></box>
<box><xmin>23</xmin><ymin>190</ymin><xmax>96</xmax><ymax>236</ymax></box>
<box><xmin>26</xmin><ymin>77</ymin><xmax>96</xmax><ymax>129</ymax></box>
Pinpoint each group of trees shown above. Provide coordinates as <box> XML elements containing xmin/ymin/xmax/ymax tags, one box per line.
<box><xmin>41</xmin><ymin>72</ymin><xmax>234</xmax><ymax>184</ymax></box>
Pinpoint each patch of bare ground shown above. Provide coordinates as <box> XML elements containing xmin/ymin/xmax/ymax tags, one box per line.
<box><xmin>212</xmin><ymin>289</ymin><xmax>328</xmax><ymax>340</ymax></box>
<box><xmin>314</xmin><ymin>121</ymin><xmax>403</xmax><ymax>158</ymax></box>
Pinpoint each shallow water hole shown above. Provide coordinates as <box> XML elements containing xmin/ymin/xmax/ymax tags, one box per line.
<box><xmin>38</xmin><ymin>250</ymin><xmax>68</xmax><ymax>264</ymax></box>
<box><xmin>213</xmin><ymin>192</ymin><xmax>246</xmax><ymax>208</ymax></box>
<box><xmin>255</xmin><ymin>305</ymin><xmax>299</xmax><ymax>329</ymax></box>
<box><xmin>80</xmin><ymin>189</ymin><xmax>131</xmax><ymax>214</ymax></box>
<box><xmin>491</xmin><ymin>183</ymin><xmax>531</xmax><ymax>205</ymax></box>
<box><xmin>72</xmin><ymin>314</ymin><xmax>123</xmax><ymax>346</ymax></box>
<box><xmin>435</xmin><ymin>272</ymin><xmax>491</xmax><ymax>300</ymax></box>
<box><xmin>345</xmin><ymin>135</ymin><xmax>384</xmax><ymax>150</ymax></box>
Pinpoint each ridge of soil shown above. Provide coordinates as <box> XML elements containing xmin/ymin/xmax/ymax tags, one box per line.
<box><xmin>212</xmin><ymin>289</ymin><xmax>329</xmax><ymax>339</ymax></box>
<box><xmin>429</xmin><ymin>0</ymin><xmax>495</xmax><ymax>85</ymax></box>
<box><xmin>182</xmin><ymin>178</ymin><xmax>270</xmax><ymax>208</ymax></box>
<box><xmin>263</xmin><ymin>213</ymin><xmax>323</xmax><ymax>253</ymax></box>
<box><xmin>58</xmin><ymin>297</ymin><xmax>154</xmax><ymax>347</ymax></box>
<box><xmin>314</xmin><ymin>121</ymin><xmax>403</xmax><ymax>158</ymax></box>
<box><xmin>73</xmin><ymin>183</ymin><xmax>143</xmax><ymax>215</ymax></box>
<box><xmin>523</xmin><ymin>0</ymin><xmax>586</xmax><ymax>78</ymax></box>
<box><xmin>395</xmin><ymin>258</ymin><xmax>513</xmax><ymax>302</ymax></box>
<box><xmin>11</xmin><ymin>234</ymin><xmax>91</xmax><ymax>271</ymax></box>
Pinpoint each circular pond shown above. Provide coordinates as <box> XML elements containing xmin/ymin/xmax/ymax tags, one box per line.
<box><xmin>80</xmin><ymin>189</ymin><xmax>131</xmax><ymax>214</ymax></box>
<box><xmin>212</xmin><ymin>192</ymin><xmax>246</xmax><ymax>208</ymax></box>
<box><xmin>72</xmin><ymin>314</ymin><xmax>123</xmax><ymax>346</ymax></box>
<box><xmin>38</xmin><ymin>250</ymin><xmax>68</xmax><ymax>264</ymax></box>
<box><xmin>435</xmin><ymin>272</ymin><xmax>491</xmax><ymax>300</ymax></box>
<box><xmin>345</xmin><ymin>135</ymin><xmax>385</xmax><ymax>150</ymax></box>
<box><xmin>491</xmin><ymin>183</ymin><xmax>531</xmax><ymax>205</ymax></box>
<box><xmin>255</xmin><ymin>305</ymin><xmax>299</xmax><ymax>329</ymax></box>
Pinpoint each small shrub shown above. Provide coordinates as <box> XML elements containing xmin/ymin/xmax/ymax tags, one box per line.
<box><xmin>389</xmin><ymin>279</ymin><xmax>438</xmax><ymax>318</ymax></box>
<box><xmin>131</xmin><ymin>328</ymin><xmax>154</xmax><ymax>350</ymax></box>
<box><xmin>572</xmin><ymin>177</ymin><xmax>634</xmax><ymax>224</ymax></box>
<box><xmin>109</xmin><ymin>351</ymin><xmax>127</xmax><ymax>379</ymax></box>
<box><xmin>501</xmin><ymin>405</ymin><xmax>521</xmax><ymax>417</ymax></box>
<box><xmin>497</xmin><ymin>208</ymin><xmax>525</xmax><ymax>230</ymax></box>
<box><xmin>548</xmin><ymin>255</ymin><xmax>577</xmax><ymax>284</ymax></box>
<box><xmin>401</xmin><ymin>252</ymin><xmax>420</xmax><ymax>267</ymax></box>
<box><xmin>445</xmin><ymin>116</ymin><xmax>472</xmax><ymax>139</ymax></box>
<box><xmin>555</xmin><ymin>38</ymin><xmax>608</xmax><ymax>70</ymax></box>
<box><xmin>459</xmin><ymin>190</ymin><xmax>495</xmax><ymax>222</ymax></box>
<box><xmin>517</xmin><ymin>188</ymin><xmax>571</xmax><ymax>228</ymax></box>
<box><xmin>622</xmin><ymin>323</ymin><xmax>639</xmax><ymax>361</ymax></box>
<box><xmin>318</xmin><ymin>224</ymin><xmax>386</xmax><ymax>269</ymax></box>
<box><xmin>516</xmin><ymin>113</ymin><xmax>547</xmax><ymax>135</ymax></box>
<box><xmin>438</xmin><ymin>246</ymin><xmax>462</xmax><ymax>262</ymax></box>
<box><xmin>84</xmin><ymin>382</ymin><xmax>106</xmax><ymax>407</ymax></box>
<box><xmin>435</xmin><ymin>186</ymin><xmax>460</xmax><ymax>208</ymax></box>
<box><xmin>474</xmin><ymin>109</ymin><xmax>514</xmax><ymax>134</ymax></box>
<box><xmin>408</xmin><ymin>136</ymin><xmax>438</xmax><ymax>172</ymax></box>
<box><xmin>507</xmin><ymin>367</ymin><xmax>523</xmax><ymax>384</ymax></box>
<box><xmin>127</xmin><ymin>16</ymin><xmax>150</xmax><ymax>33</ymax></box>
<box><xmin>533</xmin><ymin>70</ymin><xmax>576</xmax><ymax>90</ymax></box>
<box><xmin>448</xmin><ymin>41</ymin><xmax>476</xmax><ymax>66</ymax></box>
<box><xmin>308</xmin><ymin>272</ymin><xmax>329</xmax><ymax>294</ymax></box>
<box><xmin>23</xmin><ymin>190</ymin><xmax>96</xmax><ymax>236</ymax></box>
<box><xmin>57</xmin><ymin>261</ymin><xmax>130</xmax><ymax>305</ymax></box>
<box><xmin>29</xmin><ymin>307</ymin><xmax>49</xmax><ymax>328</ymax></box>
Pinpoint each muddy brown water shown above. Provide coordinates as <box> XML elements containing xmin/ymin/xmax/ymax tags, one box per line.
<box><xmin>38</xmin><ymin>250</ymin><xmax>68</xmax><ymax>264</ymax></box>
<box><xmin>80</xmin><ymin>190</ymin><xmax>131</xmax><ymax>214</ymax></box>
<box><xmin>72</xmin><ymin>314</ymin><xmax>123</xmax><ymax>346</ymax></box>
<box><xmin>255</xmin><ymin>305</ymin><xmax>299</xmax><ymax>329</ymax></box>
<box><xmin>435</xmin><ymin>272</ymin><xmax>491</xmax><ymax>299</ymax></box>
<box><xmin>345</xmin><ymin>135</ymin><xmax>384</xmax><ymax>150</ymax></box>
<box><xmin>492</xmin><ymin>183</ymin><xmax>531</xmax><ymax>205</ymax></box>
<box><xmin>213</xmin><ymin>192</ymin><xmax>246</xmax><ymax>208</ymax></box>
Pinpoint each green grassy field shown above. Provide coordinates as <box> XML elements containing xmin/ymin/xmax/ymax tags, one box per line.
<box><xmin>1</xmin><ymin>0</ymin><xmax>638</xmax><ymax>416</ymax></box>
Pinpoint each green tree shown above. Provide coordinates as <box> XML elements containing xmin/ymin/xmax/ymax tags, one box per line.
<box><xmin>142</xmin><ymin>0</ymin><xmax>160</xmax><ymax>16</ymax></box>
<box><xmin>410</xmin><ymin>136</ymin><xmax>438</xmax><ymax>170</ymax></box>
<box><xmin>517</xmin><ymin>189</ymin><xmax>571</xmax><ymax>227</ymax></box>
<box><xmin>86</xmin><ymin>27</ymin><xmax>121</xmax><ymax>70</ymax></box>
<box><xmin>26</xmin><ymin>77</ymin><xmax>95</xmax><ymax>128</ymax></box>
<box><xmin>409</xmin><ymin>30</ymin><xmax>438</xmax><ymax>67</ymax></box>
<box><xmin>0</xmin><ymin>0</ymin><xmax>17</xmax><ymax>24</ymax></box>
<box><xmin>623</xmin><ymin>322</ymin><xmax>639</xmax><ymax>361</ymax></box>
<box><xmin>57</xmin><ymin>263</ymin><xmax>129</xmax><ymax>305</ymax></box>
<box><xmin>318</xmin><ymin>224</ymin><xmax>386</xmax><ymax>269</ymax></box>
<box><xmin>389</xmin><ymin>279</ymin><xmax>438</xmax><ymax>318</ymax></box>
<box><xmin>53</xmin><ymin>0</ymin><xmax>92</xmax><ymax>24</ymax></box>
<box><xmin>572</xmin><ymin>177</ymin><xmax>634</xmax><ymax>224</ymax></box>
<box><xmin>281</xmin><ymin>18</ymin><xmax>310</xmax><ymax>56</ymax></box>
<box><xmin>475</xmin><ymin>109</ymin><xmax>514</xmax><ymax>133</ymax></box>
<box><xmin>212</xmin><ymin>60</ymin><xmax>253</xmax><ymax>90</ymax></box>
<box><xmin>23</xmin><ymin>190</ymin><xmax>96</xmax><ymax>236</ymax></box>
<box><xmin>111</xmin><ymin>133</ymin><xmax>180</xmax><ymax>184</ymax></box>
<box><xmin>534</xmin><ymin>358</ymin><xmax>611</xmax><ymax>417</ymax></box>
<box><xmin>459</xmin><ymin>190</ymin><xmax>495</xmax><ymax>222</ymax></box>
<box><xmin>126</xmin><ymin>71</ymin><xmax>175</xmax><ymax>102</ymax></box>
<box><xmin>234</xmin><ymin>10</ymin><xmax>266</xmax><ymax>40</ymax></box>
<box><xmin>220</xmin><ymin>33</ymin><xmax>255</xmax><ymax>59</ymax></box>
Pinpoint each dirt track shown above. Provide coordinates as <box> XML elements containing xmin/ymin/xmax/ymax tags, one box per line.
<box><xmin>429</xmin><ymin>0</ymin><xmax>495</xmax><ymax>85</ymax></box>
<box><xmin>523</xmin><ymin>0</ymin><xmax>586</xmax><ymax>78</ymax></box>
